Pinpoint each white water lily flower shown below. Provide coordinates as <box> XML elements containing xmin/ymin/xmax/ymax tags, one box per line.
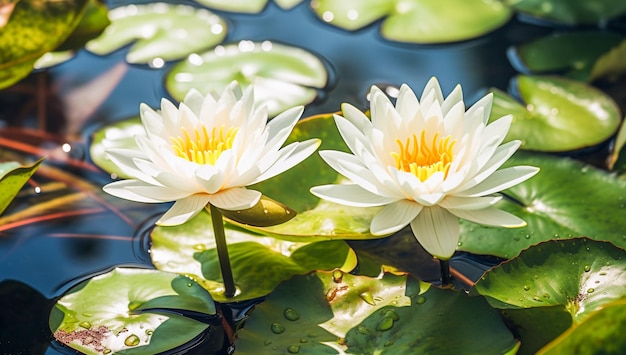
<box><xmin>103</xmin><ymin>83</ymin><xmax>320</xmax><ymax>226</ymax></box>
<box><xmin>310</xmin><ymin>78</ymin><xmax>539</xmax><ymax>260</ymax></box>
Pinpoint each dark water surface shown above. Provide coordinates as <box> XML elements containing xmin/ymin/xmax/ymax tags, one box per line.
<box><xmin>0</xmin><ymin>1</ymin><xmax>582</xmax><ymax>353</ymax></box>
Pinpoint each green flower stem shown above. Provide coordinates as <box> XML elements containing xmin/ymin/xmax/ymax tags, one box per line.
<box><xmin>439</xmin><ymin>259</ymin><xmax>452</xmax><ymax>286</ymax></box>
<box><xmin>209</xmin><ymin>204</ymin><xmax>236</xmax><ymax>298</ymax></box>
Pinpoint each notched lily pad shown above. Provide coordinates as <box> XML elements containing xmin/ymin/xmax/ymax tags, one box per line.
<box><xmin>49</xmin><ymin>267</ymin><xmax>217</xmax><ymax>355</ymax></box>
<box><xmin>488</xmin><ymin>75</ymin><xmax>621</xmax><ymax>152</ymax></box>
<box><xmin>165</xmin><ymin>41</ymin><xmax>328</xmax><ymax>117</ymax></box>
<box><xmin>458</xmin><ymin>151</ymin><xmax>626</xmax><ymax>258</ymax></box>
<box><xmin>507</xmin><ymin>0</ymin><xmax>626</xmax><ymax>25</ymax></box>
<box><xmin>472</xmin><ymin>238</ymin><xmax>626</xmax><ymax>354</ymax></box>
<box><xmin>310</xmin><ymin>0</ymin><xmax>512</xmax><ymax>44</ymax></box>
<box><xmin>507</xmin><ymin>32</ymin><xmax>626</xmax><ymax>82</ymax></box>
<box><xmin>86</xmin><ymin>2</ymin><xmax>227</xmax><ymax>65</ymax></box>
<box><xmin>150</xmin><ymin>210</ymin><xmax>356</xmax><ymax>302</ymax></box>
<box><xmin>0</xmin><ymin>158</ymin><xmax>43</xmax><ymax>216</ymax></box>
<box><xmin>236</xmin><ymin>272</ymin><xmax>518</xmax><ymax>354</ymax></box>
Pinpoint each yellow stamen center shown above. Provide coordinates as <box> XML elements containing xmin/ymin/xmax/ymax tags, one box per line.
<box><xmin>171</xmin><ymin>125</ymin><xmax>238</xmax><ymax>165</ymax></box>
<box><xmin>391</xmin><ymin>130</ymin><xmax>456</xmax><ymax>182</ymax></box>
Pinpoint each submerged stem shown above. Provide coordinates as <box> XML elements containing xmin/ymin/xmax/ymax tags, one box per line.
<box><xmin>439</xmin><ymin>259</ymin><xmax>452</xmax><ymax>286</ymax></box>
<box><xmin>209</xmin><ymin>204</ymin><xmax>236</xmax><ymax>298</ymax></box>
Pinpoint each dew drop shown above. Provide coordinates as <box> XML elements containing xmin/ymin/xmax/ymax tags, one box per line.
<box><xmin>287</xmin><ymin>345</ymin><xmax>300</xmax><ymax>353</ymax></box>
<box><xmin>543</xmin><ymin>293</ymin><xmax>550</xmax><ymax>299</ymax></box>
<box><xmin>332</xmin><ymin>270</ymin><xmax>343</xmax><ymax>283</ymax></box>
<box><xmin>523</xmin><ymin>285</ymin><xmax>530</xmax><ymax>291</ymax></box>
<box><xmin>283</xmin><ymin>308</ymin><xmax>300</xmax><ymax>321</ymax></box>
<box><xmin>587</xmin><ymin>288</ymin><xmax>595</xmax><ymax>293</ymax></box>
<box><xmin>271</xmin><ymin>323</ymin><xmax>285</xmax><ymax>334</ymax></box>
<box><xmin>299</xmin><ymin>338</ymin><xmax>308</xmax><ymax>343</ymax></box>
<box><xmin>382</xmin><ymin>309</ymin><xmax>399</xmax><ymax>321</ymax></box>
<box><xmin>79</xmin><ymin>321</ymin><xmax>91</xmax><ymax>329</ymax></box>
<box><xmin>457</xmin><ymin>241</ymin><xmax>463</xmax><ymax>246</ymax></box>
<box><xmin>583</xmin><ymin>265</ymin><xmax>591</xmax><ymax>272</ymax></box>
<box><xmin>103</xmin><ymin>349</ymin><xmax>111</xmax><ymax>354</ymax></box>
<box><xmin>359</xmin><ymin>291</ymin><xmax>376</xmax><ymax>306</ymax></box>
<box><xmin>193</xmin><ymin>243</ymin><xmax>206</xmax><ymax>251</ymax></box>
<box><xmin>357</xmin><ymin>326</ymin><xmax>369</xmax><ymax>334</ymax></box>
<box><xmin>124</xmin><ymin>334</ymin><xmax>140</xmax><ymax>347</ymax></box>
<box><xmin>416</xmin><ymin>295</ymin><xmax>426</xmax><ymax>304</ymax></box>
<box><xmin>599</xmin><ymin>271</ymin><xmax>607</xmax><ymax>276</ymax></box>
<box><xmin>376</xmin><ymin>316</ymin><xmax>394</xmax><ymax>331</ymax></box>
<box><xmin>524</xmin><ymin>234</ymin><xmax>531</xmax><ymax>239</ymax></box>
<box><xmin>145</xmin><ymin>329</ymin><xmax>153</xmax><ymax>335</ymax></box>
<box><xmin>533</xmin><ymin>296</ymin><xmax>543</xmax><ymax>302</ymax></box>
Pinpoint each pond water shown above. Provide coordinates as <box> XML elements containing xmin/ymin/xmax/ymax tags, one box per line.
<box><xmin>0</xmin><ymin>0</ymin><xmax>613</xmax><ymax>354</ymax></box>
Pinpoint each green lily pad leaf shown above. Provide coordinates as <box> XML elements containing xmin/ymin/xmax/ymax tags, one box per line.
<box><xmin>538</xmin><ymin>298</ymin><xmax>626</xmax><ymax>355</ymax></box>
<box><xmin>85</xmin><ymin>3</ymin><xmax>227</xmax><ymax>65</ymax></box>
<box><xmin>472</xmin><ymin>238</ymin><xmax>626</xmax><ymax>354</ymax></box>
<box><xmin>589</xmin><ymin>39</ymin><xmax>626</xmax><ymax>82</ymax></box>
<box><xmin>218</xmin><ymin>195</ymin><xmax>297</xmax><ymax>227</ymax></box>
<box><xmin>150</xmin><ymin>209</ymin><xmax>357</xmax><ymax>302</ymax></box>
<box><xmin>507</xmin><ymin>0</ymin><xmax>626</xmax><ymax>25</ymax></box>
<box><xmin>236</xmin><ymin>272</ymin><xmax>518</xmax><ymax>354</ymax></box>
<box><xmin>310</xmin><ymin>0</ymin><xmax>512</xmax><ymax>44</ymax></box>
<box><xmin>89</xmin><ymin>116</ymin><xmax>144</xmax><ymax>179</ymax></box>
<box><xmin>458</xmin><ymin>151</ymin><xmax>626</xmax><ymax>258</ymax></box>
<box><xmin>0</xmin><ymin>158</ymin><xmax>43</xmax><ymax>216</ymax></box>
<box><xmin>488</xmin><ymin>75</ymin><xmax>621</xmax><ymax>152</ymax></box>
<box><xmin>0</xmin><ymin>0</ymin><xmax>88</xmax><ymax>89</ymax></box>
<box><xmin>507</xmin><ymin>32</ymin><xmax>625</xmax><ymax>82</ymax></box>
<box><xmin>193</xmin><ymin>0</ymin><xmax>303</xmax><ymax>13</ymax></box>
<box><xmin>165</xmin><ymin>41</ymin><xmax>328</xmax><ymax>117</ymax></box>
<box><xmin>49</xmin><ymin>267</ymin><xmax>217</xmax><ymax>355</ymax></box>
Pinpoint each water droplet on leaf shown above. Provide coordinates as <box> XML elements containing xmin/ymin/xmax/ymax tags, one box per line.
<box><xmin>271</xmin><ymin>323</ymin><xmax>285</xmax><ymax>334</ymax></box>
<box><xmin>79</xmin><ymin>321</ymin><xmax>91</xmax><ymax>329</ymax></box>
<box><xmin>287</xmin><ymin>345</ymin><xmax>300</xmax><ymax>353</ymax></box>
<box><xmin>284</xmin><ymin>308</ymin><xmax>300</xmax><ymax>321</ymax></box>
<box><xmin>584</xmin><ymin>265</ymin><xmax>591</xmax><ymax>272</ymax></box>
<box><xmin>587</xmin><ymin>288</ymin><xmax>595</xmax><ymax>293</ymax></box>
<box><xmin>376</xmin><ymin>316</ymin><xmax>394</xmax><ymax>331</ymax></box>
<box><xmin>124</xmin><ymin>334</ymin><xmax>140</xmax><ymax>347</ymax></box>
<box><xmin>523</xmin><ymin>285</ymin><xmax>530</xmax><ymax>291</ymax></box>
<box><xmin>415</xmin><ymin>296</ymin><xmax>426</xmax><ymax>304</ymax></box>
<box><xmin>359</xmin><ymin>291</ymin><xmax>376</xmax><ymax>306</ymax></box>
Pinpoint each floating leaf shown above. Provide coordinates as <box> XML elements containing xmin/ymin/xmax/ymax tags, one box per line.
<box><xmin>49</xmin><ymin>267</ymin><xmax>218</xmax><ymax>355</ymax></box>
<box><xmin>472</xmin><ymin>238</ymin><xmax>626</xmax><ymax>354</ymax></box>
<box><xmin>589</xmin><ymin>39</ymin><xmax>626</xmax><ymax>82</ymax></box>
<box><xmin>488</xmin><ymin>75</ymin><xmax>621</xmax><ymax>152</ymax></box>
<box><xmin>193</xmin><ymin>0</ymin><xmax>304</xmax><ymax>13</ymax></box>
<box><xmin>0</xmin><ymin>158</ymin><xmax>43</xmax><ymax>216</ymax></box>
<box><xmin>150</xmin><ymin>209</ymin><xmax>356</xmax><ymax>302</ymax></box>
<box><xmin>85</xmin><ymin>2</ymin><xmax>227</xmax><ymax>65</ymax></box>
<box><xmin>0</xmin><ymin>0</ymin><xmax>88</xmax><ymax>89</ymax></box>
<box><xmin>310</xmin><ymin>0</ymin><xmax>512</xmax><ymax>44</ymax></box>
<box><xmin>165</xmin><ymin>41</ymin><xmax>328</xmax><ymax>117</ymax></box>
<box><xmin>538</xmin><ymin>298</ymin><xmax>626</xmax><ymax>355</ymax></box>
<box><xmin>505</xmin><ymin>0</ymin><xmax>626</xmax><ymax>25</ymax></box>
<box><xmin>458</xmin><ymin>151</ymin><xmax>626</xmax><ymax>258</ymax></box>
<box><xmin>56</xmin><ymin>0</ymin><xmax>110</xmax><ymax>51</ymax></box>
<box><xmin>507</xmin><ymin>32</ymin><xmax>625</xmax><ymax>81</ymax></box>
<box><xmin>608</xmin><ymin>115</ymin><xmax>626</xmax><ymax>171</ymax></box>
<box><xmin>236</xmin><ymin>272</ymin><xmax>518</xmax><ymax>354</ymax></box>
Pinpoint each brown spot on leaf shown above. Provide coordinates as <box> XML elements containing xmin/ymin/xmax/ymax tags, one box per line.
<box><xmin>54</xmin><ymin>325</ymin><xmax>111</xmax><ymax>354</ymax></box>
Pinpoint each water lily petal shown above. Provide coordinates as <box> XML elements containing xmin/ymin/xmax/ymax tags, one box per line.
<box><xmin>454</xmin><ymin>139</ymin><xmax>521</xmax><ymax>192</ymax></box>
<box><xmin>467</xmin><ymin>92</ymin><xmax>493</xmax><ymax>124</ymax></box>
<box><xmin>156</xmin><ymin>194</ymin><xmax>211</xmax><ymax>226</ymax></box>
<box><xmin>310</xmin><ymin>184</ymin><xmax>397</xmax><ymax>207</ymax></box>
<box><xmin>341</xmin><ymin>102</ymin><xmax>372</xmax><ymax>134</ymax></box>
<box><xmin>442</xmin><ymin>84</ymin><xmax>463</xmax><ymax>116</ymax></box>
<box><xmin>449</xmin><ymin>206</ymin><xmax>526</xmax><ymax>227</ymax></box>
<box><xmin>371</xmin><ymin>199</ymin><xmax>423</xmax><ymax>235</ymax></box>
<box><xmin>103</xmin><ymin>180</ymin><xmax>188</xmax><ymax>203</ymax></box>
<box><xmin>439</xmin><ymin>195</ymin><xmax>502</xmax><ymax>210</ymax></box>
<box><xmin>252</xmin><ymin>139</ymin><xmax>320</xmax><ymax>183</ymax></box>
<box><xmin>182</xmin><ymin>88</ymin><xmax>205</xmax><ymax>114</ymax></box>
<box><xmin>410</xmin><ymin>206</ymin><xmax>459</xmax><ymax>260</ymax></box>
<box><xmin>208</xmin><ymin>187</ymin><xmax>262</xmax><ymax>211</ymax></box>
<box><xmin>458</xmin><ymin>166</ymin><xmax>540</xmax><ymax>197</ymax></box>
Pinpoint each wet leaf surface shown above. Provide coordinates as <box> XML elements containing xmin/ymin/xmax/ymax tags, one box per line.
<box><xmin>488</xmin><ymin>75</ymin><xmax>621</xmax><ymax>152</ymax></box>
<box><xmin>472</xmin><ymin>238</ymin><xmax>626</xmax><ymax>354</ymax></box>
<box><xmin>49</xmin><ymin>267</ymin><xmax>218</xmax><ymax>355</ymax></box>
<box><xmin>0</xmin><ymin>158</ymin><xmax>43</xmax><ymax>216</ymax></box>
<box><xmin>508</xmin><ymin>0</ymin><xmax>626</xmax><ymax>25</ymax></box>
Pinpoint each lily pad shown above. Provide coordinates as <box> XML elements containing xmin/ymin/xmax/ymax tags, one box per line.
<box><xmin>49</xmin><ymin>267</ymin><xmax>217</xmax><ymax>355</ymax></box>
<box><xmin>608</xmin><ymin>115</ymin><xmax>626</xmax><ymax>171</ymax></box>
<box><xmin>0</xmin><ymin>0</ymin><xmax>88</xmax><ymax>89</ymax></box>
<box><xmin>0</xmin><ymin>158</ymin><xmax>43</xmax><ymax>216</ymax></box>
<box><xmin>472</xmin><ymin>238</ymin><xmax>626</xmax><ymax>354</ymax></box>
<box><xmin>507</xmin><ymin>32</ymin><xmax>626</xmax><ymax>82</ymax></box>
<box><xmin>56</xmin><ymin>0</ymin><xmax>110</xmax><ymax>52</ymax></box>
<box><xmin>488</xmin><ymin>75</ymin><xmax>621</xmax><ymax>152</ymax></box>
<box><xmin>164</xmin><ymin>41</ymin><xmax>328</xmax><ymax>117</ymax></box>
<box><xmin>150</xmin><ymin>209</ymin><xmax>357</xmax><ymax>302</ymax></box>
<box><xmin>193</xmin><ymin>0</ymin><xmax>303</xmax><ymax>13</ymax></box>
<box><xmin>85</xmin><ymin>3</ymin><xmax>227</xmax><ymax>65</ymax></box>
<box><xmin>538</xmin><ymin>298</ymin><xmax>626</xmax><ymax>355</ymax></box>
<box><xmin>310</xmin><ymin>0</ymin><xmax>512</xmax><ymax>44</ymax></box>
<box><xmin>458</xmin><ymin>151</ymin><xmax>626</xmax><ymax>258</ymax></box>
<box><xmin>506</xmin><ymin>0</ymin><xmax>626</xmax><ymax>25</ymax></box>
<box><xmin>236</xmin><ymin>272</ymin><xmax>518</xmax><ymax>354</ymax></box>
